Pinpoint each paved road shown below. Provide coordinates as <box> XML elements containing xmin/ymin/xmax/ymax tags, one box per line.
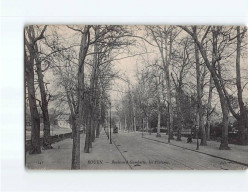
<box><xmin>112</xmin><ymin>131</ymin><xmax>247</xmax><ymax>170</ymax></box>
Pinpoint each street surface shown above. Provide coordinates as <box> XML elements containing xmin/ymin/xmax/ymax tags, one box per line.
<box><xmin>112</xmin><ymin>131</ymin><xmax>247</xmax><ymax>170</ymax></box>
<box><xmin>26</xmin><ymin>129</ymin><xmax>248</xmax><ymax>170</ymax></box>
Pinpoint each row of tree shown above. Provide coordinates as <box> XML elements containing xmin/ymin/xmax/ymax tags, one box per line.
<box><xmin>25</xmin><ymin>25</ymin><xmax>133</xmax><ymax>169</ymax></box>
<box><xmin>116</xmin><ymin>25</ymin><xmax>248</xmax><ymax>149</ymax></box>
<box><xmin>25</xmin><ymin>25</ymin><xmax>248</xmax><ymax>170</ymax></box>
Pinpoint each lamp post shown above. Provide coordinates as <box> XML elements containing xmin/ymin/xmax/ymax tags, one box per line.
<box><xmin>109</xmin><ymin>102</ymin><xmax>112</xmax><ymax>144</ymax></box>
<box><xmin>142</xmin><ymin>118</ymin><xmax>144</xmax><ymax>138</ymax></box>
<box><xmin>103</xmin><ymin>113</ymin><xmax>108</xmax><ymax>139</ymax></box>
<box><xmin>166</xmin><ymin>100</ymin><xmax>171</xmax><ymax>143</ymax></box>
<box><xmin>195</xmin><ymin>110</ymin><xmax>200</xmax><ymax>150</ymax></box>
<box><xmin>196</xmin><ymin>124</ymin><xmax>199</xmax><ymax>150</ymax></box>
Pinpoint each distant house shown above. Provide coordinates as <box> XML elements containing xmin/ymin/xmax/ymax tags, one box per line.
<box><xmin>55</xmin><ymin>114</ymin><xmax>70</xmax><ymax>128</ymax></box>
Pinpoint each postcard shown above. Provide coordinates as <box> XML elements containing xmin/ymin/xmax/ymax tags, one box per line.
<box><xmin>25</xmin><ymin>25</ymin><xmax>248</xmax><ymax>170</ymax></box>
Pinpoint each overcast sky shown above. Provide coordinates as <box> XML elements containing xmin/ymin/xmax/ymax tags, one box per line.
<box><xmin>40</xmin><ymin>25</ymin><xmax>248</xmax><ymax>114</ymax></box>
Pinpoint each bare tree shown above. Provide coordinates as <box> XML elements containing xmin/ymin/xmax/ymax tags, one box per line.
<box><xmin>145</xmin><ymin>26</ymin><xmax>180</xmax><ymax>139</ymax></box>
<box><xmin>180</xmin><ymin>25</ymin><xmax>231</xmax><ymax>149</ymax></box>
<box><xmin>235</xmin><ymin>26</ymin><xmax>248</xmax><ymax>144</ymax></box>
<box><xmin>171</xmin><ymin>36</ymin><xmax>192</xmax><ymax>141</ymax></box>
<box><xmin>193</xmin><ymin>27</ymin><xmax>207</xmax><ymax>146</ymax></box>
<box><xmin>205</xmin><ymin>74</ymin><xmax>213</xmax><ymax>140</ymax></box>
<box><xmin>33</xmin><ymin>36</ymin><xmax>53</xmax><ymax>149</ymax></box>
<box><xmin>25</xmin><ymin>25</ymin><xmax>47</xmax><ymax>154</ymax></box>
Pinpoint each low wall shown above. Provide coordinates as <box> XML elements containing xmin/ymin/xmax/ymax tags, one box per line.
<box><xmin>25</xmin><ymin>130</ymin><xmax>85</xmax><ymax>152</ymax></box>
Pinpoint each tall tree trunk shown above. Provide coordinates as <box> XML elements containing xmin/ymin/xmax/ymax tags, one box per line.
<box><xmin>213</xmin><ymin>77</ymin><xmax>230</xmax><ymax>150</ymax></box>
<box><xmin>142</xmin><ymin>118</ymin><xmax>144</xmax><ymax>131</ymax></box>
<box><xmin>159</xmin><ymin>51</ymin><xmax>174</xmax><ymax>139</ymax></box>
<box><xmin>171</xmin><ymin>73</ymin><xmax>183</xmax><ymax>141</ymax></box>
<box><xmin>96</xmin><ymin>97</ymin><xmax>102</xmax><ymax>138</ymax></box>
<box><xmin>31</xmin><ymin>29</ymin><xmax>52</xmax><ymax>149</ymax></box>
<box><xmin>72</xmin><ymin>95</ymin><xmax>82</xmax><ymax>163</ymax></box>
<box><xmin>176</xmin><ymin>91</ymin><xmax>182</xmax><ymax>141</ymax></box>
<box><xmin>164</xmin><ymin>58</ymin><xmax>174</xmax><ymax>139</ymax></box>
<box><xmin>86</xmin><ymin>26</ymin><xmax>99</xmax><ymax>148</ymax></box>
<box><xmin>194</xmin><ymin>39</ymin><xmax>207</xmax><ymax>146</ymax></box>
<box><xmin>71</xmin><ymin>117</ymin><xmax>80</xmax><ymax>169</ymax></box>
<box><xmin>166</xmin><ymin>33</ymin><xmax>174</xmax><ymax>139</ymax></box>
<box><xmin>91</xmin><ymin>118</ymin><xmax>96</xmax><ymax>142</ymax></box>
<box><xmin>181</xmin><ymin>25</ymin><xmax>230</xmax><ymax>149</ymax></box>
<box><xmin>146</xmin><ymin>116</ymin><xmax>149</xmax><ymax>133</ymax></box>
<box><xmin>124</xmin><ymin>115</ymin><xmax>127</xmax><ymax>131</ymax></box>
<box><xmin>236</xmin><ymin>26</ymin><xmax>248</xmax><ymax>145</ymax></box>
<box><xmin>72</xmin><ymin>26</ymin><xmax>90</xmax><ymax>169</ymax></box>
<box><xmin>84</xmin><ymin>115</ymin><xmax>91</xmax><ymax>153</ymax></box>
<box><xmin>128</xmin><ymin>81</ymin><xmax>136</xmax><ymax>132</ymax></box>
<box><xmin>156</xmin><ymin>102</ymin><xmax>161</xmax><ymax>137</ymax></box>
<box><xmin>96</xmin><ymin>122</ymin><xmax>100</xmax><ymax>138</ymax></box>
<box><xmin>150</xmin><ymin>26</ymin><xmax>174</xmax><ymax>139</ymax></box>
<box><xmin>25</xmin><ymin>25</ymin><xmax>45</xmax><ymax>154</ymax></box>
<box><xmin>206</xmin><ymin>74</ymin><xmax>213</xmax><ymax>140</ymax></box>
<box><xmin>212</xmin><ymin>28</ymin><xmax>230</xmax><ymax>150</ymax></box>
<box><xmin>26</xmin><ymin>54</ymin><xmax>41</xmax><ymax>154</ymax></box>
<box><xmin>35</xmin><ymin>59</ymin><xmax>52</xmax><ymax>149</ymax></box>
<box><xmin>155</xmin><ymin>76</ymin><xmax>161</xmax><ymax>137</ymax></box>
<box><xmin>133</xmin><ymin>116</ymin><xmax>136</xmax><ymax>132</ymax></box>
<box><xmin>219</xmin><ymin>103</ymin><xmax>230</xmax><ymax>149</ymax></box>
<box><xmin>70</xmin><ymin>115</ymin><xmax>77</xmax><ymax>139</ymax></box>
<box><xmin>85</xmin><ymin>108</ymin><xmax>93</xmax><ymax>151</ymax></box>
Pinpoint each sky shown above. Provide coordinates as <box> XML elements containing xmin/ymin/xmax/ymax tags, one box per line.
<box><xmin>38</xmin><ymin>25</ymin><xmax>248</xmax><ymax>115</ymax></box>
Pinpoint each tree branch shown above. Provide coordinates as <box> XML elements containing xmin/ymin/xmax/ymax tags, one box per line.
<box><xmin>34</xmin><ymin>25</ymin><xmax>47</xmax><ymax>43</ymax></box>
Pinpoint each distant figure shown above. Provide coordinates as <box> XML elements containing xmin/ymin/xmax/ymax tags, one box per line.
<box><xmin>187</xmin><ymin>135</ymin><xmax>192</xmax><ymax>143</ymax></box>
<box><xmin>187</xmin><ymin>121</ymin><xmax>194</xmax><ymax>143</ymax></box>
<box><xmin>113</xmin><ymin>126</ymin><xmax>118</xmax><ymax>133</ymax></box>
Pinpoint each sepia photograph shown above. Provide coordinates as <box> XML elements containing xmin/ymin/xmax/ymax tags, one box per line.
<box><xmin>24</xmin><ymin>25</ymin><xmax>248</xmax><ymax>170</ymax></box>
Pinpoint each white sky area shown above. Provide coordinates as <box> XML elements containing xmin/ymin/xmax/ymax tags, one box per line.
<box><xmin>42</xmin><ymin>25</ymin><xmax>151</xmax><ymax>111</ymax></box>
<box><xmin>110</xmin><ymin>55</ymin><xmax>139</xmax><ymax>103</ymax></box>
<box><xmin>39</xmin><ymin>25</ymin><xmax>248</xmax><ymax>114</ymax></box>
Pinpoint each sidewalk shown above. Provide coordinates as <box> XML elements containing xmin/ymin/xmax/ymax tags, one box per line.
<box><xmin>25</xmin><ymin>130</ymin><xmax>130</xmax><ymax>170</ymax></box>
<box><xmin>143</xmin><ymin>132</ymin><xmax>248</xmax><ymax>166</ymax></box>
